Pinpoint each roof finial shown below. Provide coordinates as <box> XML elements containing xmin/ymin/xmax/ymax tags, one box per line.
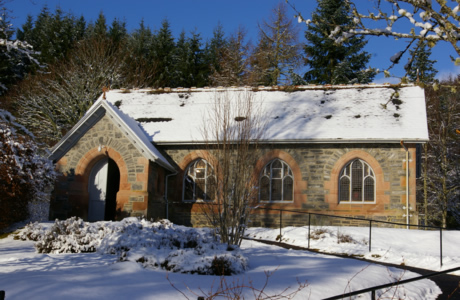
<box><xmin>102</xmin><ymin>86</ymin><xmax>109</xmax><ymax>100</ymax></box>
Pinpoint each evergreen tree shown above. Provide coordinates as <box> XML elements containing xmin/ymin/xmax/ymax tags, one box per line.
<box><xmin>210</xmin><ymin>26</ymin><xmax>251</xmax><ymax>87</ymax></box>
<box><xmin>304</xmin><ymin>0</ymin><xmax>376</xmax><ymax>84</ymax></box>
<box><xmin>0</xmin><ymin>7</ymin><xmax>38</xmax><ymax>94</ymax></box>
<box><xmin>17</xmin><ymin>7</ymin><xmax>87</xmax><ymax>66</ymax></box>
<box><xmin>108</xmin><ymin>18</ymin><xmax>128</xmax><ymax>47</ymax></box>
<box><xmin>16</xmin><ymin>15</ymin><xmax>34</xmax><ymax>42</ymax></box>
<box><xmin>203</xmin><ymin>23</ymin><xmax>227</xmax><ymax>86</ymax></box>
<box><xmin>172</xmin><ymin>30</ymin><xmax>206</xmax><ymax>88</ymax></box>
<box><xmin>405</xmin><ymin>40</ymin><xmax>438</xmax><ymax>84</ymax></box>
<box><xmin>187</xmin><ymin>31</ymin><xmax>207</xmax><ymax>87</ymax></box>
<box><xmin>152</xmin><ymin>19</ymin><xmax>175</xmax><ymax>87</ymax></box>
<box><xmin>74</xmin><ymin>16</ymin><xmax>86</xmax><ymax>41</ymax></box>
<box><xmin>125</xmin><ymin>20</ymin><xmax>157</xmax><ymax>87</ymax></box>
<box><xmin>92</xmin><ymin>11</ymin><xmax>108</xmax><ymax>38</ymax></box>
<box><xmin>172</xmin><ymin>30</ymin><xmax>189</xmax><ymax>87</ymax></box>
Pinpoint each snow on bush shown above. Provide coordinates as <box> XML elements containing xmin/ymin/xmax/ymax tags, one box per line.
<box><xmin>18</xmin><ymin>217</ymin><xmax>248</xmax><ymax>275</ymax></box>
<box><xmin>0</xmin><ymin>109</ymin><xmax>56</xmax><ymax>230</ymax></box>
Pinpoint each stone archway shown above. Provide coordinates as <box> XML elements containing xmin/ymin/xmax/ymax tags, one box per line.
<box><xmin>88</xmin><ymin>157</ymin><xmax>120</xmax><ymax>221</ymax></box>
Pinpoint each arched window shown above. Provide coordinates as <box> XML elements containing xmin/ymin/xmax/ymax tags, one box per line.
<box><xmin>259</xmin><ymin>159</ymin><xmax>294</xmax><ymax>202</ymax></box>
<box><xmin>339</xmin><ymin>159</ymin><xmax>375</xmax><ymax>203</ymax></box>
<box><xmin>183</xmin><ymin>159</ymin><xmax>215</xmax><ymax>201</ymax></box>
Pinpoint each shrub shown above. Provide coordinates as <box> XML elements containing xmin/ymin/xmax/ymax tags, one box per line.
<box><xmin>17</xmin><ymin>217</ymin><xmax>248</xmax><ymax>275</ymax></box>
<box><xmin>0</xmin><ymin>110</ymin><xmax>55</xmax><ymax>231</ymax></box>
<box><xmin>211</xmin><ymin>256</ymin><xmax>233</xmax><ymax>276</ymax></box>
<box><xmin>337</xmin><ymin>232</ymin><xmax>356</xmax><ymax>244</ymax></box>
<box><xmin>14</xmin><ymin>222</ymin><xmax>45</xmax><ymax>241</ymax></box>
<box><xmin>309</xmin><ymin>228</ymin><xmax>331</xmax><ymax>240</ymax></box>
<box><xmin>34</xmin><ymin>217</ymin><xmax>104</xmax><ymax>253</ymax></box>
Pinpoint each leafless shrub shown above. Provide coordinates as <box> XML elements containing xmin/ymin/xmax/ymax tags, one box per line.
<box><xmin>200</xmin><ymin>89</ymin><xmax>265</xmax><ymax>247</ymax></box>
<box><xmin>309</xmin><ymin>227</ymin><xmax>331</xmax><ymax>240</ymax></box>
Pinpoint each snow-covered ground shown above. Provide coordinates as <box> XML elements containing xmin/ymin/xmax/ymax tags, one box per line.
<box><xmin>0</xmin><ymin>219</ymin><xmax>456</xmax><ymax>300</ymax></box>
<box><xmin>245</xmin><ymin>225</ymin><xmax>460</xmax><ymax>273</ymax></box>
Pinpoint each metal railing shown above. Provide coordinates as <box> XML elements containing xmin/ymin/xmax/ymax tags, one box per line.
<box><xmin>322</xmin><ymin>266</ymin><xmax>460</xmax><ymax>300</ymax></box>
<box><xmin>189</xmin><ymin>203</ymin><xmax>447</xmax><ymax>267</ymax></box>
<box><xmin>252</xmin><ymin>207</ymin><xmax>446</xmax><ymax>267</ymax></box>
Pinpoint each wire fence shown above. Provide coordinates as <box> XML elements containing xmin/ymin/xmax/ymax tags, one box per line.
<box><xmin>188</xmin><ymin>203</ymin><xmax>447</xmax><ymax>267</ymax></box>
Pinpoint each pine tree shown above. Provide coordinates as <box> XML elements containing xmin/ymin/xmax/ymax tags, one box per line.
<box><xmin>304</xmin><ymin>0</ymin><xmax>376</xmax><ymax>84</ymax></box>
<box><xmin>187</xmin><ymin>31</ymin><xmax>207</xmax><ymax>87</ymax></box>
<box><xmin>17</xmin><ymin>7</ymin><xmax>87</xmax><ymax>66</ymax></box>
<box><xmin>152</xmin><ymin>19</ymin><xmax>175</xmax><ymax>87</ymax></box>
<box><xmin>210</xmin><ymin>26</ymin><xmax>251</xmax><ymax>87</ymax></box>
<box><xmin>125</xmin><ymin>20</ymin><xmax>157</xmax><ymax>87</ymax></box>
<box><xmin>203</xmin><ymin>23</ymin><xmax>227</xmax><ymax>86</ymax></box>
<box><xmin>16</xmin><ymin>15</ymin><xmax>34</xmax><ymax>42</ymax></box>
<box><xmin>172</xmin><ymin>30</ymin><xmax>190</xmax><ymax>87</ymax></box>
<box><xmin>0</xmin><ymin>7</ymin><xmax>38</xmax><ymax>94</ymax></box>
<box><xmin>405</xmin><ymin>40</ymin><xmax>438</xmax><ymax>84</ymax></box>
<box><xmin>92</xmin><ymin>11</ymin><xmax>108</xmax><ymax>38</ymax></box>
<box><xmin>251</xmin><ymin>2</ymin><xmax>302</xmax><ymax>86</ymax></box>
<box><xmin>108</xmin><ymin>18</ymin><xmax>128</xmax><ymax>47</ymax></box>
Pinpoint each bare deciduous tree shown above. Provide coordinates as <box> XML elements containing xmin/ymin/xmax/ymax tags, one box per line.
<box><xmin>422</xmin><ymin>77</ymin><xmax>460</xmax><ymax>228</ymax></box>
<box><xmin>251</xmin><ymin>2</ymin><xmax>302</xmax><ymax>86</ymax></box>
<box><xmin>201</xmin><ymin>89</ymin><xmax>265</xmax><ymax>246</ymax></box>
<box><xmin>7</xmin><ymin>37</ymin><xmax>127</xmax><ymax>145</ymax></box>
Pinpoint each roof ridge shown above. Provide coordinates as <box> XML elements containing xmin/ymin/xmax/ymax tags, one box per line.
<box><xmin>106</xmin><ymin>83</ymin><xmax>416</xmax><ymax>95</ymax></box>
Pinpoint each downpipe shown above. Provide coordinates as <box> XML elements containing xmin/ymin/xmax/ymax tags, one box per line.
<box><xmin>164</xmin><ymin>171</ymin><xmax>178</xmax><ymax>220</ymax></box>
<box><xmin>400</xmin><ymin>141</ymin><xmax>410</xmax><ymax>229</ymax></box>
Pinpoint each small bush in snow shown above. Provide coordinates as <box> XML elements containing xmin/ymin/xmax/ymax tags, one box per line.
<box><xmin>211</xmin><ymin>256</ymin><xmax>233</xmax><ymax>276</ymax></box>
<box><xmin>337</xmin><ymin>232</ymin><xmax>356</xmax><ymax>244</ymax></box>
<box><xmin>310</xmin><ymin>228</ymin><xmax>332</xmax><ymax>240</ymax></box>
<box><xmin>15</xmin><ymin>222</ymin><xmax>45</xmax><ymax>241</ymax></box>
<box><xmin>34</xmin><ymin>217</ymin><xmax>104</xmax><ymax>253</ymax></box>
<box><xmin>18</xmin><ymin>217</ymin><xmax>248</xmax><ymax>275</ymax></box>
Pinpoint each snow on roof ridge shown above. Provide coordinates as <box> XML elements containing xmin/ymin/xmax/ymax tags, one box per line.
<box><xmin>107</xmin><ymin>83</ymin><xmax>415</xmax><ymax>95</ymax></box>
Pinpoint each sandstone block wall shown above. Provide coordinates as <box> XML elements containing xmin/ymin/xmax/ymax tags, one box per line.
<box><xmin>50</xmin><ymin>115</ymin><xmax>154</xmax><ymax>220</ymax></box>
<box><xmin>162</xmin><ymin>143</ymin><xmax>418</xmax><ymax>228</ymax></box>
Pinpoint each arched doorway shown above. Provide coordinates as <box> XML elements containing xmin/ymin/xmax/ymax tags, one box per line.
<box><xmin>88</xmin><ymin>157</ymin><xmax>120</xmax><ymax>221</ymax></box>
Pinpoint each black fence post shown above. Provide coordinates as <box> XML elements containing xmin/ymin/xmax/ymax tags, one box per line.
<box><xmin>371</xmin><ymin>290</ymin><xmax>376</xmax><ymax>300</ymax></box>
<box><xmin>279</xmin><ymin>209</ymin><xmax>282</xmax><ymax>244</ymax></box>
<box><xmin>0</xmin><ymin>290</ymin><xmax>5</xmax><ymax>300</ymax></box>
<box><xmin>308</xmin><ymin>213</ymin><xmax>311</xmax><ymax>249</ymax></box>
<box><xmin>440</xmin><ymin>227</ymin><xmax>443</xmax><ymax>267</ymax></box>
<box><xmin>369</xmin><ymin>220</ymin><xmax>372</xmax><ymax>252</ymax></box>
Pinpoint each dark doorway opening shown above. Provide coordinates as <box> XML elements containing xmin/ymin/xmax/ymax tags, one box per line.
<box><xmin>105</xmin><ymin>158</ymin><xmax>120</xmax><ymax>220</ymax></box>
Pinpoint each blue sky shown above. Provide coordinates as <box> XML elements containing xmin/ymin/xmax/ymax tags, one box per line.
<box><xmin>5</xmin><ymin>0</ymin><xmax>459</xmax><ymax>83</ymax></box>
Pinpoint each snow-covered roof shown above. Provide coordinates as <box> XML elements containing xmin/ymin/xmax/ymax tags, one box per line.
<box><xmin>103</xmin><ymin>84</ymin><xmax>428</xmax><ymax>144</ymax></box>
<box><xmin>49</xmin><ymin>98</ymin><xmax>175</xmax><ymax>171</ymax></box>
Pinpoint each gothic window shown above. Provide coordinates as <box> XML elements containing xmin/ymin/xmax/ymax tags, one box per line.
<box><xmin>183</xmin><ymin>159</ymin><xmax>215</xmax><ymax>201</ymax></box>
<box><xmin>339</xmin><ymin>159</ymin><xmax>375</xmax><ymax>203</ymax></box>
<box><xmin>259</xmin><ymin>159</ymin><xmax>294</xmax><ymax>202</ymax></box>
